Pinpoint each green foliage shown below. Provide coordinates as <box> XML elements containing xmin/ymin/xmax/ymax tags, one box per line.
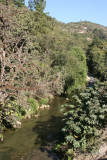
<box><xmin>27</xmin><ymin>97</ymin><xmax>39</xmax><ymax>114</ymax></box>
<box><xmin>28</xmin><ymin>0</ymin><xmax>46</xmax><ymax>12</ymax></box>
<box><xmin>0</xmin><ymin>99</ymin><xmax>24</xmax><ymax>130</ymax></box>
<box><xmin>0</xmin><ymin>2</ymin><xmax>107</xmax><ymax>141</ymax></box>
<box><xmin>4</xmin><ymin>100</ymin><xmax>25</xmax><ymax>121</ymax></box>
<box><xmin>59</xmin><ymin>81</ymin><xmax>107</xmax><ymax>159</ymax></box>
<box><xmin>65</xmin><ymin>47</ymin><xmax>87</xmax><ymax>93</ymax></box>
<box><xmin>13</xmin><ymin>0</ymin><xmax>25</xmax><ymax>7</ymax></box>
<box><xmin>93</xmin><ymin>29</ymin><xmax>107</xmax><ymax>40</ymax></box>
<box><xmin>54</xmin><ymin>144</ymin><xmax>61</xmax><ymax>152</ymax></box>
<box><xmin>39</xmin><ymin>97</ymin><xmax>49</xmax><ymax>105</ymax></box>
<box><xmin>35</xmin><ymin>0</ymin><xmax>46</xmax><ymax>12</ymax></box>
<box><xmin>87</xmin><ymin>38</ymin><xmax>107</xmax><ymax>80</ymax></box>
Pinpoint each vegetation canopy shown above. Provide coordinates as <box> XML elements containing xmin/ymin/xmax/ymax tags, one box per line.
<box><xmin>0</xmin><ymin>2</ymin><xmax>107</xmax><ymax>159</ymax></box>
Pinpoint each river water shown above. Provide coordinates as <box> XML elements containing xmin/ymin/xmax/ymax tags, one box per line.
<box><xmin>0</xmin><ymin>97</ymin><xmax>66</xmax><ymax>160</ymax></box>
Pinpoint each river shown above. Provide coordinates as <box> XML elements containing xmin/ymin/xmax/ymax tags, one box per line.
<box><xmin>0</xmin><ymin>97</ymin><xmax>66</xmax><ymax>160</ymax></box>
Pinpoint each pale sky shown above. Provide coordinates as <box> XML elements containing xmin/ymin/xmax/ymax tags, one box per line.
<box><xmin>26</xmin><ymin>0</ymin><xmax>107</xmax><ymax>26</ymax></box>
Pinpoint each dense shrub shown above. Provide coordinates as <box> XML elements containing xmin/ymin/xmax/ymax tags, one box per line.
<box><xmin>27</xmin><ymin>97</ymin><xmax>39</xmax><ymax>114</ymax></box>
<box><xmin>87</xmin><ymin>38</ymin><xmax>107</xmax><ymax>80</ymax></box>
<box><xmin>39</xmin><ymin>97</ymin><xmax>49</xmax><ymax>105</ymax></box>
<box><xmin>56</xmin><ymin>81</ymin><xmax>107</xmax><ymax>159</ymax></box>
<box><xmin>0</xmin><ymin>1</ymin><xmax>107</xmax><ymax>142</ymax></box>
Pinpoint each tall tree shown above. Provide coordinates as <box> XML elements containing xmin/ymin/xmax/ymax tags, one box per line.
<box><xmin>13</xmin><ymin>0</ymin><xmax>25</xmax><ymax>7</ymax></box>
<box><xmin>87</xmin><ymin>37</ymin><xmax>107</xmax><ymax>80</ymax></box>
<box><xmin>28</xmin><ymin>0</ymin><xmax>46</xmax><ymax>12</ymax></box>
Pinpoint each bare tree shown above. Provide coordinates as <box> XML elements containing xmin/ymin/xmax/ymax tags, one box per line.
<box><xmin>0</xmin><ymin>2</ymin><xmax>62</xmax><ymax>105</ymax></box>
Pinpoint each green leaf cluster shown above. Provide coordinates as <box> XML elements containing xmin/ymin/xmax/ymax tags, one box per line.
<box><xmin>27</xmin><ymin>97</ymin><xmax>39</xmax><ymax>114</ymax></box>
<box><xmin>87</xmin><ymin>38</ymin><xmax>107</xmax><ymax>80</ymax></box>
<box><xmin>59</xmin><ymin>81</ymin><xmax>107</xmax><ymax>159</ymax></box>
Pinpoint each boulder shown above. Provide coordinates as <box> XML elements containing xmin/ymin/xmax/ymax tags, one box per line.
<box><xmin>39</xmin><ymin>104</ymin><xmax>50</xmax><ymax>109</ymax></box>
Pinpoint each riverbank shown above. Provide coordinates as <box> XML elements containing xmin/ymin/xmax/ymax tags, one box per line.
<box><xmin>0</xmin><ymin>95</ymin><xmax>54</xmax><ymax>141</ymax></box>
<box><xmin>0</xmin><ymin>97</ymin><xmax>66</xmax><ymax>160</ymax></box>
<box><xmin>74</xmin><ymin>127</ymin><xmax>107</xmax><ymax>160</ymax></box>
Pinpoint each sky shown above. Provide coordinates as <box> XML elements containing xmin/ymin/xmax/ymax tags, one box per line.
<box><xmin>26</xmin><ymin>0</ymin><xmax>107</xmax><ymax>27</ymax></box>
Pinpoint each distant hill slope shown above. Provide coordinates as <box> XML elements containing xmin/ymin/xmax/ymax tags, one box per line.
<box><xmin>56</xmin><ymin>21</ymin><xmax>107</xmax><ymax>49</ymax></box>
<box><xmin>66</xmin><ymin>21</ymin><xmax>107</xmax><ymax>34</ymax></box>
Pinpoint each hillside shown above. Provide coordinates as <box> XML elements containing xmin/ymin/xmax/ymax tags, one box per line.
<box><xmin>67</xmin><ymin>21</ymin><xmax>107</xmax><ymax>34</ymax></box>
<box><xmin>0</xmin><ymin>1</ymin><xmax>107</xmax><ymax>160</ymax></box>
<box><xmin>0</xmin><ymin>0</ymin><xmax>107</xmax><ymax>145</ymax></box>
<box><xmin>53</xmin><ymin>20</ymin><xmax>107</xmax><ymax>51</ymax></box>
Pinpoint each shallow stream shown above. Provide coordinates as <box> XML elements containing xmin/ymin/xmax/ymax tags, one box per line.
<box><xmin>0</xmin><ymin>97</ymin><xmax>66</xmax><ymax>160</ymax></box>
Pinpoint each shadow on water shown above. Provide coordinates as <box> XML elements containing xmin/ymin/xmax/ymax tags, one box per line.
<box><xmin>27</xmin><ymin>115</ymin><xmax>64</xmax><ymax>160</ymax></box>
<box><xmin>26</xmin><ymin>97</ymin><xmax>66</xmax><ymax>160</ymax></box>
<box><xmin>33</xmin><ymin>115</ymin><xmax>63</xmax><ymax>145</ymax></box>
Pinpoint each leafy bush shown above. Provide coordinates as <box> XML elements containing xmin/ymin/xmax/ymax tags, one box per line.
<box><xmin>87</xmin><ymin>38</ymin><xmax>107</xmax><ymax>80</ymax></box>
<box><xmin>27</xmin><ymin>97</ymin><xmax>39</xmax><ymax>114</ymax></box>
<box><xmin>0</xmin><ymin>97</ymin><xmax>38</xmax><ymax>140</ymax></box>
<box><xmin>58</xmin><ymin>81</ymin><xmax>107</xmax><ymax>159</ymax></box>
<box><xmin>39</xmin><ymin>97</ymin><xmax>49</xmax><ymax>105</ymax></box>
<box><xmin>0</xmin><ymin>100</ymin><xmax>24</xmax><ymax>130</ymax></box>
<box><xmin>64</xmin><ymin>47</ymin><xmax>87</xmax><ymax>94</ymax></box>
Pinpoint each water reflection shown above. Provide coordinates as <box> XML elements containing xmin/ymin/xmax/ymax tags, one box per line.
<box><xmin>0</xmin><ymin>97</ymin><xmax>66</xmax><ymax>160</ymax></box>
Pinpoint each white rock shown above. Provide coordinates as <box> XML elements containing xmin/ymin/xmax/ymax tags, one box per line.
<box><xmin>34</xmin><ymin>114</ymin><xmax>39</xmax><ymax>118</ymax></box>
